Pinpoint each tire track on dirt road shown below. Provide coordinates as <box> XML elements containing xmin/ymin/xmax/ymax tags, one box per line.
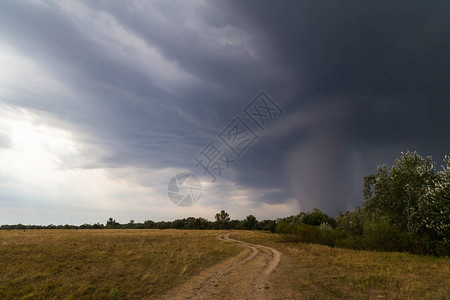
<box><xmin>162</xmin><ymin>232</ymin><xmax>281</xmax><ymax>300</ymax></box>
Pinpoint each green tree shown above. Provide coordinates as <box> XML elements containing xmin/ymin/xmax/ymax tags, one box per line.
<box><xmin>299</xmin><ymin>208</ymin><xmax>336</xmax><ymax>227</ymax></box>
<box><xmin>337</xmin><ymin>206</ymin><xmax>365</xmax><ymax>235</ymax></box>
<box><xmin>127</xmin><ymin>220</ymin><xmax>135</xmax><ymax>229</ymax></box>
<box><xmin>243</xmin><ymin>215</ymin><xmax>258</xmax><ymax>230</ymax></box>
<box><xmin>259</xmin><ymin>219</ymin><xmax>277</xmax><ymax>232</ymax></box>
<box><xmin>172</xmin><ymin>219</ymin><xmax>186</xmax><ymax>229</ymax></box>
<box><xmin>412</xmin><ymin>156</ymin><xmax>450</xmax><ymax>241</ymax></box>
<box><xmin>363</xmin><ymin>151</ymin><xmax>437</xmax><ymax>231</ymax></box>
<box><xmin>106</xmin><ymin>218</ymin><xmax>120</xmax><ymax>228</ymax></box>
<box><xmin>215</xmin><ymin>210</ymin><xmax>230</xmax><ymax>229</ymax></box>
<box><xmin>143</xmin><ymin>220</ymin><xmax>155</xmax><ymax>228</ymax></box>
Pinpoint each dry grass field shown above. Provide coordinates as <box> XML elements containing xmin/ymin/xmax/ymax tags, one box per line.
<box><xmin>0</xmin><ymin>229</ymin><xmax>240</xmax><ymax>299</ymax></box>
<box><xmin>234</xmin><ymin>231</ymin><xmax>450</xmax><ymax>299</ymax></box>
<box><xmin>0</xmin><ymin>229</ymin><xmax>449</xmax><ymax>299</ymax></box>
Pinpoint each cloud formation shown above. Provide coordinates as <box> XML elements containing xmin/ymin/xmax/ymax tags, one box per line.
<box><xmin>0</xmin><ymin>0</ymin><xmax>449</xmax><ymax>224</ymax></box>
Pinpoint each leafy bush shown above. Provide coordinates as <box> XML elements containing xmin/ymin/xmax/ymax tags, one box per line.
<box><xmin>276</xmin><ymin>221</ymin><xmax>301</xmax><ymax>242</ymax></box>
<box><xmin>337</xmin><ymin>206</ymin><xmax>365</xmax><ymax>236</ymax></box>
<box><xmin>362</xmin><ymin>219</ymin><xmax>404</xmax><ymax>252</ymax></box>
<box><xmin>277</xmin><ymin>223</ymin><xmax>337</xmax><ymax>247</ymax></box>
<box><xmin>335</xmin><ymin>234</ymin><xmax>364</xmax><ymax>250</ymax></box>
<box><xmin>301</xmin><ymin>208</ymin><xmax>337</xmax><ymax>228</ymax></box>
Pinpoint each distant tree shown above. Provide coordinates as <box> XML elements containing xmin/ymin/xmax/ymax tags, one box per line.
<box><xmin>243</xmin><ymin>215</ymin><xmax>258</xmax><ymax>230</ymax></box>
<box><xmin>258</xmin><ymin>220</ymin><xmax>277</xmax><ymax>232</ymax></box>
<box><xmin>215</xmin><ymin>210</ymin><xmax>230</xmax><ymax>229</ymax></box>
<box><xmin>301</xmin><ymin>208</ymin><xmax>336</xmax><ymax>227</ymax></box>
<box><xmin>79</xmin><ymin>223</ymin><xmax>91</xmax><ymax>229</ymax></box>
<box><xmin>184</xmin><ymin>217</ymin><xmax>196</xmax><ymax>229</ymax></box>
<box><xmin>337</xmin><ymin>207</ymin><xmax>365</xmax><ymax>236</ymax></box>
<box><xmin>290</xmin><ymin>212</ymin><xmax>306</xmax><ymax>226</ymax></box>
<box><xmin>172</xmin><ymin>219</ymin><xmax>186</xmax><ymax>229</ymax></box>
<box><xmin>156</xmin><ymin>221</ymin><xmax>171</xmax><ymax>229</ymax></box>
<box><xmin>127</xmin><ymin>220</ymin><xmax>135</xmax><ymax>229</ymax></box>
<box><xmin>143</xmin><ymin>220</ymin><xmax>155</xmax><ymax>229</ymax></box>
<box><xmin>229</xmin><ymin>219</ymin><xmax>241</xmax><ymax>230</ymax></box>
<box><xmin>189</xmin><ymin>217</ymin><xmax>211</xmax><ymax>229</ymax></box>
<box><xmin>106</xmin><ymin>218</ymin><xmax>120</xmax><ymax>228</ymax></box>
<box><xmin>280</xmin><ymin>209</ymin><xmax>335</xmax><ymax>228</ymax></box>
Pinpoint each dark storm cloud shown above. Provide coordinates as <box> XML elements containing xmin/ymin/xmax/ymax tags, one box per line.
<box><xmin>223</xmin><ymin>0</ymin><xmax>450</xmax><ymax>213</ymax></box>
<box><xmin>80</xmin><ymin>0</ymin><xmax>293</xmax><ymax>126</ymax></box>
<box><xmin>1</xmin><ymin>0</ymin><xmax>449</xmax><ymax>216</ymax></box>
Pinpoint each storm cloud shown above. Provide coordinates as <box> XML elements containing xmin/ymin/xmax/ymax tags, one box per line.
<box><xmin>0</xmin><ymin>0</ymin><xmax>449</xmax><ymax>224</ymax></box>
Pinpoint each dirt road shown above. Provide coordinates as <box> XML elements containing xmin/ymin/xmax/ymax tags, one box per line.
<box><xmin>162</xmin><ymin>232</ymin><xmax>281</xmax><ymax>299</ymax></box>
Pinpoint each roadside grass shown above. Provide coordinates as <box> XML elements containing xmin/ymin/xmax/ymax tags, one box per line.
<box><xmin>2</xmin><ymin>229</ymin><xmax>448</xmax><ymax>299</ymax></box>
<box><xmin>233</xmin><ymin>230</ymin><xmax>450</xmax><ymax>299</ymax></box>
<box><xmin>0</xmin><ymin>229</ymin><xmax>241</xmax><ymax>299</ymax></box>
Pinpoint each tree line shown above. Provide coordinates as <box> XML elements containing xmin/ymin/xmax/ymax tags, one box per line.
<box><xmin>0</xmin><ymin>210</ymin><xmax>276</xmax><ymax>232</ymax></box>
<box><xmin>1</xmin><ymin>151</ymin><xmax>448</xmax><ymax>256</ymax></box>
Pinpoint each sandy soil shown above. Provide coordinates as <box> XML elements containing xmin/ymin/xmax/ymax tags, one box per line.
<box><xmin>162</xmin><ymin>232</ymin><xmax>282</xmax><ymax>300</ymax></box>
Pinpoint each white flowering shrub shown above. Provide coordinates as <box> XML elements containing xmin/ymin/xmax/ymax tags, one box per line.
<box><xmin>362</xmin><ymin>152</ymin><xmax>449</xmax><ymax>255</ymax></box>
<box><xmin>363</xmin><ymin>151</ymin><xmax>437</xmax><ymax>231</ymax></box>
<box><xmin>412</xmin><ymin>156</ymin><xmax>450</xmax><ymax>240</ymax></box>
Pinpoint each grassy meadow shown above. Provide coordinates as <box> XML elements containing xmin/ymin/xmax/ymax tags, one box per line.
<box><xmin>0</xmin><ymin>229</ymin><xmax>449</xmax><ymax>299</ymax></box>
<box><xmin>234</xmin><ymin>231</ymin><xmax>450</xmax><ymax>299</ymax></box>
<box><xmin>0</xmin><ymin>229</ymin><xmax>240</xmax><ymax>299</ymax></box>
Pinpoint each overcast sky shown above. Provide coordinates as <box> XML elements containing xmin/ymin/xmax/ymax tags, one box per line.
<box><xmin>0</xmin><ymin>0</ymin><xmax>449</xmax><ymax>225</ymax></box>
